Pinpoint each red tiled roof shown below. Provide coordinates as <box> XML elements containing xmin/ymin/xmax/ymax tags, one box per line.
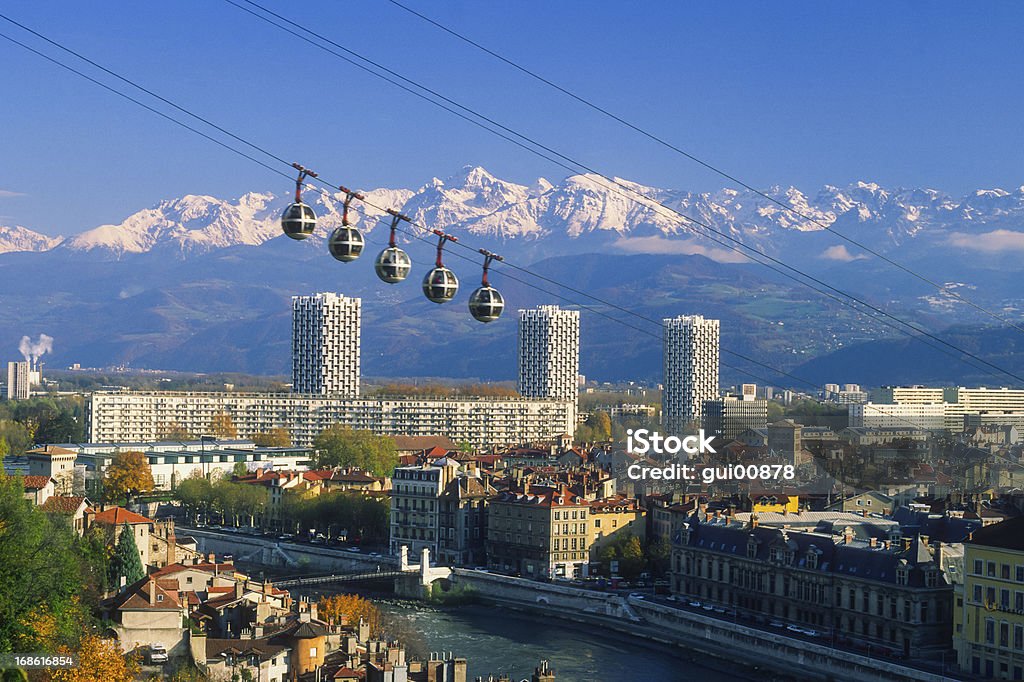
<box><xmin>109</xmin><ymin>576</ymin><xmax>182</xmax><ymax>610</ymax></box>
<box><xmin>21</xmin><ymin>475</ymin><xmax>54</xmax><ymax>490</ymax></box>
<box><xmin>92</xmin><ymin>507</ymin><xmax>155</xmax><ymax>526</ymax></box>
<box><xmin>41</xmin><ymin>496</ymin><xmax>88</xmax><ymax>514</ymax></box>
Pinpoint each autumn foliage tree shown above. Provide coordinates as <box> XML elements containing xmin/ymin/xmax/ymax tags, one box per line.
<box><xmin>252</xmin><ymin>427</ymin><xmax>292</xmax><ymax>447</ymax></box>
<box><xmin>51</xmin><ymin>634</ymin><xmax>140</xmax><ymax>682</ymax></box>
<box><xmin>318</xmin><ymin>594</ymin><xmax>381</xmax><ymax>635</ymax></box>
<box><xmin>102</xmin><ymin>451</ymin><xmax>155</xmax><ymax>503</ymax></box>
<box><xmin>209</xmin><ymin>412</ymin><xmax>238</xmax><ymax>438</ymax></box>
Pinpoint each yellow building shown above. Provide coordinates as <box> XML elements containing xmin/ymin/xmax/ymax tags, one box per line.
<box><xmin>751</xmin><ymin>493</ymin><xmax>799</xmax><ymax>515</ymax></box>
<box><xmin>956</xmin><ymin>516</ymin><xmax>1024</xmax><ymax>679</ymax></box>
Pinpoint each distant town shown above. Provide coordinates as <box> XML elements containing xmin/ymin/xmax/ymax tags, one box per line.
<box><xmin>4</xmin><ymin>293</ymin><xmax>1024</xmax><ymax>681</ymax></box>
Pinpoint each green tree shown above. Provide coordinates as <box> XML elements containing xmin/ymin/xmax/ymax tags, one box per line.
<box><xmin>232</xmin><ymin>461</ymin><xmax>249</xmax><ymax>478</ymax></box>
<box><xmin>620</xmin><ymin>535</ymin><xmax>645</xmax><ymax>578</ymax></box>
<box><xmin>176</xmin><ymin>474</ymin><xmax>214</xmax><ymax>524</ymax></box>
<box><xmin>0</xmin><ymin>475</ymin><xmax>96</xmax><ymax>652</ymax></box>
<box><xmin>312</xmin><ymin>426</ymin><xmax>398</xmax><ymax>476</ymax></box>
<box><xmin>110</xmin><ymin>523</ymin><xmax>145</xmax><ymax>588</ymax></box>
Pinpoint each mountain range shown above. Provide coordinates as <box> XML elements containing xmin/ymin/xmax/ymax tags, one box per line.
<box><xmin>2</xmin><ymin>166</ymin><xmax>1022</xmax><ymax>387</ymax></box>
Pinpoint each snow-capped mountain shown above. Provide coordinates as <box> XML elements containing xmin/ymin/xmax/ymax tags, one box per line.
<box><xmin>5</xmin><ymin>166</ymin><xmax>1024</xmax><ymax>262</ymax></box>
<box><xmin>0</xmin><ymin>225</ymin><xmax>62</xmax><ymax>254</ymax></box>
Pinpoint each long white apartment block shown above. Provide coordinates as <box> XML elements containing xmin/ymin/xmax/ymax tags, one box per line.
<box><xmin>876</xmin><ymin>385</ymin><xmax>1024</xmax><ymax>430</ymax></box>
<box><xmin>518</xmin><ymin>305</ymin><xmax>580</xmax><ymax>428</ymax></box>
<box><xmin>847</xmin><ymin>402</ymin><xmax>947</xmax><ymax>431</ymax></box>
<box><xmin>86</xmin><ymin>391</ymin><xmax>574</xmax><ymax>450</ymax></box>
<box><xmin>292</xmin><ymin>292</ymin><xmax>360</xmax><ymax>398</ymax></box>
<box><xmin>663</xmin><ymin>315</ymin><xmax>720</xmax><ymax>433</ymax></box>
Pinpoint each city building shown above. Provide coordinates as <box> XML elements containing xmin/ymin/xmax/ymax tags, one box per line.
<box><xmin>518</xmin><ymin>305</ymin><xmax>580</xmax><ymax>429</ymax></box>
<box><xmin>767</xmin><ymin>420</ymin><xmax>807</xmax><ymax>466</ymax></box>
<box><xmin>955</xmin><ymin>516</ymin><xmax>1024</xmax><ymax>679</ymax></box>
<box><xmin>438</xmin><ymin>471</ymin><xmax>495</xmax><ymax>567</ymax></box>
<box><xmin>848</xmin><ymin>402</ymin><xmax>946</xmax><ymax>432</ymax></box>
<box><xmin>86</xmin><ymin>391</ymin><xmax>574</xmax><ymax>450</ymax></box>
<box><xmin>487</xmin><ymin>483</ymin><xmax>591</xmax><ymax>579</ymax></box>
<box><xmin>671</xmin><ymin>515</ymin><xmax>957</xmax><ymax>657</ymax></box>
<box><xmin>292</xmin><ymin>292</ymin><xmax>361</xmax><ymax>398</ymax></box>
<box><xmin>389</xmin><ymin>459</ymin><xmax>460</xmax><ymax>559</ymax></box>
<box><xmin>663</xmin><ymin>315</ymin><xmax>719</xmax><ymax>434</ymax></box>
<box><xmin>877</xmin><ymin>386</ymin><xmax>1024</xmax><ymax>432</ymax></box>
<box><xmin>27</xmin><ymin>445</ymin><xmax>78</xmax><ymax>495</ymax></box>
<box><xmin>703</xmin><ymin>395</ymin><xmax>768</xmax><ymax>440</ymax></box>
<box><xmin>6</xmin><ymin>360</ymin><xmax>30</xmax><ymax>400</ymax></box>
<box><xmin>57</xmin><ymin>440</ymin><xmax>311</xmax><ymax>496</ymax></box>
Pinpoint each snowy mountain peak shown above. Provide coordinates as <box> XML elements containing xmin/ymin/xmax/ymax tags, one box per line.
<box><xmin>0</xmin><ymin>225</ymin><xmax>62</xmax><ymax>254</ymax></box>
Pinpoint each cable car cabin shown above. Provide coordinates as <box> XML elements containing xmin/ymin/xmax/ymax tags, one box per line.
<box><xmin>423</xmin><ymin>266</ymin><xmax>459</xmax><ymax>303</ymax></box>
<box><xmin>469</xmin><ymin>285</ymin><xmax>504</xmax><ymax>322</ymax></box>
<box><xmin>375</xmin><ymin>246</ymin><xmax>411</xmax><ymax>283</ymax></box>
<box><xmin>281</xmin><ymin>202</ymin><xmax>316</xmax><ymax>240</ymax></box>
<box><xmin>328</xmin><ymin>226</ymin><xmax>364</xmax><ymax>261</ymax></box>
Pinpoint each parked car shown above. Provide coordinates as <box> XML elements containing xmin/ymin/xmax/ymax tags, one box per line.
<box><xmin>148</xmin><ymin>643</ymin><xmax>168</xmax><ymax>664</ymax></box>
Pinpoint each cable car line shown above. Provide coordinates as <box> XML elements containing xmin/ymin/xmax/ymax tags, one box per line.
<box><xmin>217</xmin><ymin>0</ymin><xmax>1024</xmax><ymax>385</ymax></box>
<box><xmin>0</xmin><ymin>38</ymin><xmax>1002</xmax><ymax>444</ymax></box>
<box><xmin>0</xmin><ymin>18</ymin><xmax>1018</xmax><ymax>386</ymax></box>
<box><xmin>385</xmin><ymin>0</ymin><xmax>1024</xmax><ymax>336</ymax></box>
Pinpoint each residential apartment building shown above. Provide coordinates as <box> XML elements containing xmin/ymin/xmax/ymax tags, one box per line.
<box><xmin>292</xmin><ymin>292</ymin><xmax>361</xmax><ymax>398</ymax></box>
<box><xmin>438</xmin><ymin>473</ymin><xmax>495</xmax><ymax>567</ymax></box>
<box><xmin>671</xmin><ymin>516</ymin><xmax>957</xmax><ymax>657</ymax></box>
<box><xmin>487</xmin><ymin>483</ymin><xmax>591</xmax><ymax>579</ymax></box>
<box><xmin>389</xmin><ymin>459</ymin><xmax>459</xmax><ymax>559</ymax></box>
<box><xmin>518</xmin><ymin>305</ymin><xmax>580</xmax><ymax>430</ymax></box>
<box><xmin>877</xmin><ymin>386</ymin><xmax>1024</xmax><ymax>432</ymax></box>
<box><xmin>663</xmin><ymin>315</ymin><xmax>719</xmax><ymax>434</ymax></box>
<box><xmin>703</xmin><ymin>395</ymin><xmax>768</xmax><ymax>440</ymax></box>
<box><xmin>848</xmin><ymin>403</ymin><xmax>946</xmax><ymax>432</ymax></box>
<box><xmin>86</xmin><ymin>391</ymin><xmax>574</xmax><ymax>450</ymax></box>
<box><xmin>6</xmin><ymin>360</ymin><xmax>30</xmax><ymax>400</ymax></box>
<box><xmin>956</xmin><ymin>516</ymin><xmax>1024</xmax><ymax>679</ymax></box>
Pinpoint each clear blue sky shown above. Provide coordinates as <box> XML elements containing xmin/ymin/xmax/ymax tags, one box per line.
<box><xmin>1</xmin><ymin>1</ymin><xmax>1022</xmax><ymax>236</ymax></box>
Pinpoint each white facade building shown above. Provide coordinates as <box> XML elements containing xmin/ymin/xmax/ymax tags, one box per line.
<box><xmin>6</xmin><ymin>361</ymin><xmax>30</xmax><ymax>400</ymax></box>
<box><xmin>87</xmin><ymin>391</ymin><xmax>574</xmax><ymax>450</ymax></box>
<box><xmin>663</xmin><ymin>315</ymin><xmax>720</xmax><ymax>433</ymax></box>
<box><xmin>292</xmin><ymin>292</ymin><xmax>360</xmax><ymax>398</ymax></box>
<box><xmin>518</xmin><ymin>305</ymin><xmax>580</xmax><ymax>430</ymax></box>
<box><xmin>876</xmin><ymin>385</ymin><xmax>1024</xmax><ymax>431</ymax></box>
<box><xmin>847</xmin><ymin>402</ymin><xmax>946</xmax><ymax>431</ymax></box>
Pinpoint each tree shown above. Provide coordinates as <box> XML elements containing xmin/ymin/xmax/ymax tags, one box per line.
<box><xmin>620</xmin><ymin>535</ymin><xmax>645</xmax><ymax>578</ymax></box>
<box><xmin>232</xmin><ymin>461</ymin><xmax>249</xmax><ymax>478</ymax></box>
<box><xmin>51</xmin><ymin>634</ymin><xmax>140</xmax><ymax>682</ymax></box>
<box><xmin>103</xmin><ymin>451</ymin><xmax>155</xmax><ymax>503</ymax></box>
<box><xmin>252</xmin><ymin>428</ymin><xmax>291</xmax><ymax>447</ymax></box>
<box><xmin>176</xmin><ymin>474</ymin><xmax>214</xmax><ymax>524</ymax></box>
<box><xmin>110</xmin><ymin>523</ymin><xmax>145</xmax><ymax>589</ymax></box>
<box><xmin>313</xmin><ymin>426</ymin><xmax>398</xmax><ymax>476</ymax></box>
<box><xmin>0</xmin><ymin>475</ymin><xmax>96</xmax><ymax>653</ymax></box>
<box><xmin>318</xmin><ymin>594</ymin><xmax>381</xmax><ymax>634</ymax></box>
<box><xmin>209</xmin><ymin>412</ymin><xmax>238</xmax><ymax>439</ymax></box>
<box><xmin>157</xmin><ymin>421</ymin><xmax>193</xmax><ymax>441</ymax></box>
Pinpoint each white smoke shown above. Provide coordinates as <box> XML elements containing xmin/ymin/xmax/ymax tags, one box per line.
<box><xmin>19</xmin><ymin>333</ymin><xmax>53</xmax><ymax>364</ymax></box>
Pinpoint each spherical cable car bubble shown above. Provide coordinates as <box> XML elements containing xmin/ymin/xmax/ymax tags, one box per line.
<box><xmin>375</xmin><ymin>210</ymin><xmax>412</xmax><ymax>284</ymax></box>
<box><xmin>327</xmin><ymin>186</ymin><xmax>365</xmax><ymax>262</ymax></box>
<box><xmin>468</xmin><ymin>250</ymin><xmax>505</xmax><ymax>322</ymax></box>
<box><xmin>281</xmin><ymin>163</ymin><xmax>318</xmax><ymax>241</ymax></box>
<box><xmin>422</xmin><ymin>230</ymin><xmax>459</xmax><ymax>304</ymax></box>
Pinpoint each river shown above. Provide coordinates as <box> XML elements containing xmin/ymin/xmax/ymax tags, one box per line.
<box><xmin>376</xmin><ymin>601</ymin><xmax>752</xmax><ymax>682</ymax></box>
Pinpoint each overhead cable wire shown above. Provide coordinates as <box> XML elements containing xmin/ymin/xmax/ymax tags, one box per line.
<box><xmin>216</xmin><ymin>0</ymin><xmax>1024</xmax><ymax>385</ymax></box>
<box><xmin>0</xmin><ymin>15</ymin><xmax>1011</xmax><ymax>387</ymax></box>
<box><xmin>385</xmin><ymin>0</ymin><xmax>1024</xmax><ymax>335</ymax></box>
<box><xmin>0</xmin><ymin>19</ymin><xmax>1017</xmax><ymax>436</ymax></box>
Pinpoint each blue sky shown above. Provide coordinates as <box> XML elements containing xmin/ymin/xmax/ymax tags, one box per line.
<box><xmin>1</xmin><ymin>1</ymin><xmax>1022</xmax><ymax>236</ymax></box>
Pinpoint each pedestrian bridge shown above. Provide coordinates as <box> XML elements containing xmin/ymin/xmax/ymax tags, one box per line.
<box><xmin>274</xmin><ymin>546</ymin><xmax>451</xmax><ymax>593</ymax></box>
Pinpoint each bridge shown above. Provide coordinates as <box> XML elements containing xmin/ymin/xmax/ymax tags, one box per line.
<box><xmin>273</xmin><ymin>546</ymin><xmax>451</xmax><ymax>596</ymax></box>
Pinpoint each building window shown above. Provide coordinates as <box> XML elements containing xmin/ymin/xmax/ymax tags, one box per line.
<box><xmin>986</xmin><ymin>619</ymin><xmax>995</xmax><ymax>645</ymax></box>
<box><xmin>1005</xmin><ymin>565</ymin><xmax>1013</xmax><ymax>580</ymax></box>
<box><xmin>989</xmin><ymin>561</ymin><xmax>997</xmax><ymax>578</ymax></box>
<box><xmin>974</xmin><ymin>559</ymin><xmax>984</xmax><ymax>575</ymax></box>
